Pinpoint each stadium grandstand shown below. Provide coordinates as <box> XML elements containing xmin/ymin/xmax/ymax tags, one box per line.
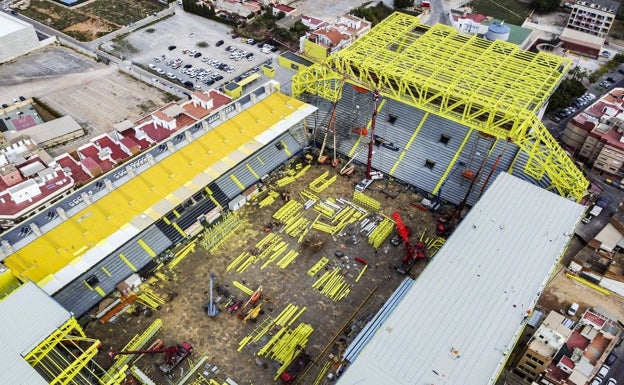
<box><xmin>0</xmin><ymin>82</ymin><xmax>315</xmax><ymax>317</ymax></box>
<box><xmin>292</xmin><ymin>12</ymin><xmax>587</xmax><ymax>206</ymax></box>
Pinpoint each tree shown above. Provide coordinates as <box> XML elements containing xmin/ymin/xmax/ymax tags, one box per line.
<box><xmin>530</xmin><ymin>0</ymin><xmax>560</xmax><ymax>13</ymax></box>
<box><xmin>394</xmin><ymin>0</ymin><xmax>413</xmax><ymax>8</ymax></box>
<box><xmin>548</xmin><ymin>78</ymin><xmax>585</xmax><ymax>112</ymax></box>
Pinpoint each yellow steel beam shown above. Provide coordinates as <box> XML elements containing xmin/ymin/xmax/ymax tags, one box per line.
<box><xmin>432</xmin><ymin>128</ymin><xmax>473</xmax><ymax>194</ymax></box>
<box><xmin>50</xmin><ymin>340</ymin><xmax>100</xmax><ymax>385</ymax></box>
<box><xmin>24</xmin><ymin>318</ymin><xmax>87</xmax><ymax>366</ymax></box>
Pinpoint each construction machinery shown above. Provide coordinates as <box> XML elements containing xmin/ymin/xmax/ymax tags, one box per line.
<box><xmin>355</xmin><ymin>90</ymin><xmax>384</xmax><ymax>192</ymax></box>
<box><xmin>204</xmin><ymin>272</ymin><xmax>219</xmax><ymax>317</ymax></box>
<box><xmin>108</xmin><ymin>342</ymin><xmax>193</xmax><ymax>374</ymax></box>
<box><xmin>280</xmin><ymin>350</ymin><xmax>311</xmax><ymax>384</ymax></box>
<box><xmin>392</xmin><ymin>211</ymin><xmax>426</xmax><ymax>274</ymax></box>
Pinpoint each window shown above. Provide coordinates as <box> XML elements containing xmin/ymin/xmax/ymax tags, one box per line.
<box><xmin>425</xmin><ymin>159</ymin><xmax>435</xmax><ymax>169</ymax></box>
<box><xmin>387</xmin><ymin>114</ymin><xmax>397</xmax><ymax>124</ymax></box>
<box><xmin>439</xmin><ymin>134</ymin><xmax>450</xmax><ymax>145</ymax></box>
<box><xmin>85</xmin><ymin>275</ymin><xmax>100</xmax><ymax>287</ymax></box>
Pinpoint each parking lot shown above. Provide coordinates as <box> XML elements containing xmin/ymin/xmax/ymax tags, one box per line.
<box><xmin>0</xmin><ymin>46</ymin><xmax>173</xmax><ymax>155</ymax></box>
<box><xmin>102</xmin><ymin>11</ymin><xmax>280</xmax><ymax>92</ymax></box>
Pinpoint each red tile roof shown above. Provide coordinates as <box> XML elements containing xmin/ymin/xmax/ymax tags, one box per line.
<box><xmin>94</xmin><ymin>136</ymin><xmax>129</xmax><ymax>162</ymax></box>
<box><xmin>141</xmin><ymin>122</ymin><xmax>173</xmax><ymax>143</ymax></box>
<box><xmin>56</xmin><ymin>154</ymin><xmax>91</xmax><ymax>184</ymax></box>
<box><xmin>566</xmin><ymin>330</ymin><xmax>590</xmax><ymax>351</ymax></box>
<box><xmin>583</xmin><ymin>311</ymin><xmax>607</xmax><ymax>328</ymax></box>
<box><xmin>120</xmin><ymin>136</ymin><xmax>139</xmax><ymax>151</ymax></box>
<box><xmin>0</xmin><ymin>169</ymin><xmax>73</xmax><ymax>216</ymax></box>
<box><xmin>560</xmin><ymin>355</ymin><xmax>575</xmax><ymax>369</ymax></box>
<box><xmin>120</xmin><ymin>129</ymin><xmax>151</xmax><ymax>151</ymax></box>
<box><xmin>584</xmin><ymin>333</ymin><xmax>610</xmax><ymax>364</ymax></box>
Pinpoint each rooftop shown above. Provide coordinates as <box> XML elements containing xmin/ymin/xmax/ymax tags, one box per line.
<box><xmin>0</xmin><ymin>13</ymin><xmax>32</xmax><ymax>36</ymax></box>
<box><xmin>337</xmin><ymin>173</ymin><xmax>585</xmax><ymax>385</ymax></box>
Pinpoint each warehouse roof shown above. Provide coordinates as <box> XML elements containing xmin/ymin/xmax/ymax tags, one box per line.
<box><xmin>337</xmin><ymin>172</ymin><xmax>585</xmax><ymax>385</ymax></box>
<box><xmin>0</xmin><ymin>13</ymin><xmax>32</xmax><ymax>36</ymax></box>
<box><xmin>0</xmin><ymin>281</ymin><xmax>70</xmax><ymax>385</ymax></box>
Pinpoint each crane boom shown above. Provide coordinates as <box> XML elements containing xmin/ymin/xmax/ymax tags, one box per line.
<box><xmin>355</xmin><ymin>90</ymin><xmax>384</xmax><ymax>192</ymax></box>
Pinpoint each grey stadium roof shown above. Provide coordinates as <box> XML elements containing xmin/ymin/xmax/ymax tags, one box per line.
<box><xmin>337</xmin><ymin>172</ymin><xmax>585</xmax><ymax>385</ymax></box>
<box><xmin>0</xmin><ymin>281</ymin><xmax>70</xmax><ymax>385</ymax></box>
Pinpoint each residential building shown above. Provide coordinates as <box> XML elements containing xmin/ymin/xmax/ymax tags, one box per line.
<box><xmin>560</xmin><ymin>88</ymin><xmax>624</xmax><ymax>178</ymax></box>
<box><xmin>560</xmin><ymin>0</ymin><xmax>618</xmax><ymax>56</ymax></box>
<box><xmin>514</xmin><ymin>311</ymin><xmax>573</xmax><ymax>382</ymax></box>
<box><xmin>299</xmin><ymin>14</ymin><xmax>371</xmax><ymax>61</ymax></box>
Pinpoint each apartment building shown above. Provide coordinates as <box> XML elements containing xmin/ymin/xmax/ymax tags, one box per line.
<box><xmin>561</xmin><ymin>0</ymin><xmax>618</xmax><ymax>56</ymax></box>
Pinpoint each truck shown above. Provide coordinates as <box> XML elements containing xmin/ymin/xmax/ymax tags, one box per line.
<box><xmin>582</xmin><ymin>205</ymin><xmax>603</xmax><ymax>224</ymax></box>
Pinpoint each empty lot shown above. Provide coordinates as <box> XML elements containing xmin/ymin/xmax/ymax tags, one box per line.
<box><xmin>0</xmin><ymin>46</ymin><xmax>173</xmax><ymax>155</ymax></box>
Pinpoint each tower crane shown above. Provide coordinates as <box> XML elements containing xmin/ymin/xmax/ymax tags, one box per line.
<box><xmin>392</xmin><ymin>211</ymin><xmax>426</xmax><ymax>275</ymax></box>
<box><xmin>355</xmin><ymin>90</ymin><xmax>384</xmax><ymax>192</ymax></box>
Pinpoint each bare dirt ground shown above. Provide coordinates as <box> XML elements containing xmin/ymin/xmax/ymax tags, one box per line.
<box><xmin>85</xmin><ymin>162</ymin><xmax>440</xmax><ymax>385</ymax></box>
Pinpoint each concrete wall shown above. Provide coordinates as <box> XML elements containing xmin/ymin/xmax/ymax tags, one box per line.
<box><xmin>0</xmin><ymin>15</ymin><xmax>40</xmax><ymax>64</ymax></box>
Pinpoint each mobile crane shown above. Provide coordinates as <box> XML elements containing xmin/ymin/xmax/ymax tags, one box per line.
<box><xmin>355</xmin><ymin>90</ymin><xmax>384</xmax><ymax>192</ymax></box>
<box><xmin>392</xmin><ymin>211</ymin><xmax>426</xmax><ymax>275</ymax></box>
<box><xmin>108</xmin><ymin>342</ymin><xmax>193</xmax><ymax>374</ymax></box>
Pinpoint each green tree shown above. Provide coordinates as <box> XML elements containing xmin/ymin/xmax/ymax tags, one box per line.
<box><xmin>548</xmin><ymin>78</ymin><xmax>585</xmax><ymax>112</ymax></box>
<box><xmin>530</xmin><ymin>0</ymin><xmax>560</xmax><ymax>13</ymax></box>
<box><xmin>394</xmin><ymin>0</ymin><xmax>414</xmax><ymax>8</ymax></box>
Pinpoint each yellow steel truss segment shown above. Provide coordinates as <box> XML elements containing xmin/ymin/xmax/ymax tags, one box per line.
<box><xmin>50</xmin><ymin>341</ymin><xmax>100</xmax><ymax>385</ymax></box>
<box><xmin>24</xmin><ymin>318</ymin><xmax>87</xmax><ymax>366</ymax></box>
<box><xmin>292</xmin><ymin>12</ymin><xmax>587</xmax><ymax>200</ymax></box>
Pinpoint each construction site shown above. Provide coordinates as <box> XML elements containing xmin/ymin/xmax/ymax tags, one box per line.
<box><xmin>0</xmin><ymin>12</ymin><xmax>588</xmax><ymax>385</ymax></box>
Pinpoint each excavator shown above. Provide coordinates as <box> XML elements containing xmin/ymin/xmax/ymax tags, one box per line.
<box><xmin>108</xmin><ymin>342</ymin><xmax>193</xmax><ymax>374</ymax></box>
<box><xmin>392</xmin><ymin>211</ymin><xmax>426</xmax><ymax>275</ymax></box>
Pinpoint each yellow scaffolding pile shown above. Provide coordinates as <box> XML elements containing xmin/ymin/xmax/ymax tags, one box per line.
<box><xmin>309</xmin><ymin>171</ymin><xmax>337</xmax><ymax>193</ymax></box>
<box><xmin>368</xmin><ymin>216</ymin><xmax>395</xmax><ymax>249</ymax></box>
<box><xmin>275</xmin><ymin>164</ymin><xmax>311</xmax><ymax>187</ymax></box>
<box><xmin>238</xmin><ymin>304</ymin><xmax>307</xmax><ymax>351</ymax></box>
<box><xmin>168</xmin><ymin>240</ymin><xmax>197</xmax><ymax>269</ymax></box>
<box><xmin>200</xmin><ymin>212</ymin><xmax>243</xmax><ymax>253</ymax></box>
<box><xmin>312</xmin><ymin>205</ymin><xmax>365</xmax><ymax>236</ymax></box>
<box><xmin>273</xmin><ymin>199</ymin><xmax>303</xmax><ymax>224</ymax></box>
<box><xmin>299</xmin><ymin>189</ymin><xmax>319</xmax><ymax>205</ymax></box>
<box><xmin>259</xmin><ymin>190</ymin><xmax>281</xmax><ymax>208</ymax></box>
<box><xmin>136</xmin><ymin>289</ymin><xmax>166</xmax><ymax>310</ymax></box>
<box><xmin>227</xmin><ymin>233</ymin><xmax>298</xmax><ymax>272</ymax></box>
<box><xmin>276</xmin><ymin>249</ymin><xmax>300</xmax><ymax>268</ymax></box>
<box><xmin>312</xmin><ymin>268</ymin><xmax>351</xmax><ymax>301</ymax></box>
<box><xmin>258</xmin><ymin>323</ymin><xmax>315</xmax><ymax>381</ymax></box>
<box><xmin>307</xmin><ymin>257</ymin><xmax>329</xmax><ymax>276</ymax></box>
<box><xmin>353</xmin><ymin>191</ymin><xmax>381</xmax><ymax>213</ymax></box>
<box><xmin>106</xmin><ymin>319</ymin><xmax>163</xmax><ymax>380</ymax></box>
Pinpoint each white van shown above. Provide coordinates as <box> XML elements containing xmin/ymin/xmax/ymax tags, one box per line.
<box><xmin>567</xmin><ymin>302</ymin><xmax>579</xmax><ymax>316</ymax></box>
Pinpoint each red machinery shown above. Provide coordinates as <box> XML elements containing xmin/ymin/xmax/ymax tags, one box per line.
<box><xmin>108</xmin><ymin>342</ymin><xmax>193</xmax><ymax>374</ymax></box>
<box><xmin>280</xmin><ymin>350</ymin><xmax>311</xmax><ymax>384</ymax></box>
<box><xmin>355</xmin><ymin>90</ymin><xmax>384</xmax><ymax>192</ymax></box>
<box><xmin>392</xmin><ymin>212</ymin><xmax>426</xmax><ymax>275</ymax></box>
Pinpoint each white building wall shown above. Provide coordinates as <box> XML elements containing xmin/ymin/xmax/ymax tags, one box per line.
<box><xmin>0</xmin><ymin>14</ymin><xmax>39</xmax><ymax>64</ymax></box>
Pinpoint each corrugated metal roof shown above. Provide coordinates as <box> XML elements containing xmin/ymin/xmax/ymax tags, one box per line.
<box><xmin>0</xmin><ymin>282</ymin><xmax>69</xmax><ymax>385</ymax></box>
<box><xmin>337</xmin><ymin>173</ymin><xmax>585</xmax><ymax>385</ymax></box>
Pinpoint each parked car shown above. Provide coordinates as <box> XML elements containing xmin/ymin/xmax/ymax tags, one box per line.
<box><xmin>597</xmin><ymin>365</ymin><xmax>610</xmax><ymax>379</ymax></box>
<box><xmin>567</xmin><ymin>302</ymin><xmax>579</xmax><ymax>316</ymax></box>
<box><xmin>607</xmin><ymin>378</ymin><xmax>617</xmax><ymax>385</ymax></box>
<box><xmin>606</xmin><ymin>353</ymin><xmax>618</xmax><ymax>365</ymax></box>
<box><xmin>602</xmin><ymin>50</ymin><xmax>612</xmax><ymax>58</ymax></box>
<box><xmin>168</xmin><ymin>45</ymin><xmax>176</xmax><ymax>51</ymax></box>
<box><xmin>550</xmin><ymin>115</ymin><xmax>562</xmax><ymax>123</ymax></box>
<box><xmin>194</xmin><ymin>52</ymin><xmax>202</xmax><ymax>58</ymax></box>
<box><xmin>607</xmin><ymin>77</ymin><xmax>616</xmax><ymax>83</ymax></box>
<box><xmin>215</xmin><ymin>40</ymin><xmax>224</xmax><ymax>47</ymax></box>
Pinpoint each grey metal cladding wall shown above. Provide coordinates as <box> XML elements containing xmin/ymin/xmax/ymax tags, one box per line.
<box><xmin>53</xmin><ymin>226</ymin><xmax>171</xmax><ymax>317</ymax></box>
<box><xmin>215</xmin><ymin>132</ymin><xmax>304</xmax><ymax>199</ymax></box>
<box><xmin>311</xmin><ymin>88</ymin><xmax>526</xmax><ymax>206</ymax></box>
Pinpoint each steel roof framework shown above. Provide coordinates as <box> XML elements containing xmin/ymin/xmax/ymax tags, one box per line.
<box><xmin>292</xmin><ymin>12</ymin><xmax>587</xmax><ymax>200</ymax></box>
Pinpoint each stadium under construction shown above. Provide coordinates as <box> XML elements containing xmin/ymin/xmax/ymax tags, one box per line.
<box><xmin>0</xmin><ymin>12</ymin><xmax>587</xmax><ymax>385</ymax></box>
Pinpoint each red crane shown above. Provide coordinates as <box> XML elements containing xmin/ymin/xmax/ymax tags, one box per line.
<box><xmin>108</xmin><ymin>342</ymin><xmax>193</xmax><ymax>374</ymax></box>
<box><xmin>392</xmin><ymin>211</ymin><xmax>426</xmax><ymax>275</ymax></box>
<box><xmin>355</xmin><ymin>90</ymin><xmax>384</xmax><ymax>192</ymax></box>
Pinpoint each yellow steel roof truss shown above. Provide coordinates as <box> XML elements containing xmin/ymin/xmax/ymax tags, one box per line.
<box><xmin>292</xmin><ymin>12</ymin><xmax>586</xmax><ymax>200</ymax></box>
